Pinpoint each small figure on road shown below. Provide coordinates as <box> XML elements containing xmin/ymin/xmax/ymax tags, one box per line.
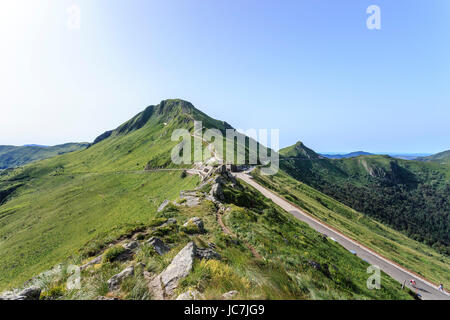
<box><xmin>438</xmin><ymin>283</ymin><xmax>444</xmax><ymax>292</ymax></box>
<box><xmin>409</xmin><ymin>279</ymin><xmax>416</xmax><ymax>287</ymax></box>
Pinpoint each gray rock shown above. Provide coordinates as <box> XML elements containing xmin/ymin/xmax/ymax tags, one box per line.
<box><xmin>195</xmin><ymin>247</ymin><xmax>221</xmax><ymax>260</ymax></box>
<box><xmin>148</xmin><ymin>242</ymin><xmax>196</xmax><ymax>299</ymax></box>
<box><xmin>210</xmin><ymin>183</ymin><xmax>224</xmax><ymax>201</ymax></box>
<box><xmin>157</xmin><ymin>199</ymin><xmax>170</xmax><ymax>212</ymax></box>
<box><xmin>147</xmin><ymin>237</ymin><xmax>170</xmax><ymax>255</ymax></box>
<box><xmin>183</xmin><ymin>217</ymin><xmax>205</xmax><ymax>233</ymax></box>
<box><xmin>123</xmin><ymin>241</ymin><xmax>139</xmax><ymax>251</ymax></box>
<box><xmin>0</xmin><ymin>286</ymin><xmax>41</xmax><ymax>300</ymax></box>
<box><xmin>176</xmin><ymin>290</ymin><xmax>204</xmax><ymax>300</ymax></box>
<box><xmin>107</xmin><ymin>266</ymin><xmax>134</xmax><ymax>291</ymax></box>
<box><xmin>222</xmin><ymin>290</ymin><xmax>238</xmax><ymax>300</ymax></box>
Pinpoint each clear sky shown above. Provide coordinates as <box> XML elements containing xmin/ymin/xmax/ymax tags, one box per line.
<box><xmin>1</xmin><ymin>0</ymin><xmax>449</xmax><ymax>153</ymax></box>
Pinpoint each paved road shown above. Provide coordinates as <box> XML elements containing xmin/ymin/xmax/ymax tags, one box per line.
<box><xmin>235</xmin><ymin>172</ymin><xmax>449</xmax><ymax>300</ymax></box>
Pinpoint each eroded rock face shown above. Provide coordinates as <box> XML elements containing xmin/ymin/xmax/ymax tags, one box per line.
<box><xmin>147</xmin><ymin>237</ymin><xmax>170</xmax><ymax>255</ymax></box>
<box><xmin>123</xmin><ymin>241</ymin><xmax>139</xmax><ymax>251</ymax></box>
<box><xmin>148</xmin><ymin>242</ymin><xmax>196</xmax><ymax>299</ymax></box>
<box><xmin>0</xmin><ymin>286</ymin><xmax>41</xmax><ymax>300</ymax></box>
<box><xmin>107</xmin><ymin>265</ymin><xmax>134</xmax><ymax>291</ymax></box>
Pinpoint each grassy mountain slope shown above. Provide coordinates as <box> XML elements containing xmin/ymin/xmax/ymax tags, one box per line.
<box><xmin>252</xmin><ymin>169</ymin><xmax>450</xmax><ymax>288</ymax></box>
<box><xmin>279</xmin><ymin>142</ymin><xmax>450</xmax><ymax>255</ymax></box>
<box><xmin>0</xmin><ymin>143</ymin><xmax>89</xmax><ymax>169</ymax></box>
<box><xmin>13</xmin><ymin>168</ymin><xmax>414</xmax><ymax>300</ymax></box>
<box><xmin>0</xmin><ymin>99</ymin><xmax>415</xmax><ymax>300</ymax></box>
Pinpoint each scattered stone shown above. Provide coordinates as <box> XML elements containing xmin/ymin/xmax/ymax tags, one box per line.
<box><xmin>148</xmin><ymin>242</ymin><xmax>196</xmax><ymax>299</ymax></box>
<box><xmin>222</xmin><ymin>290</ymin><xmax>238</xmax><ymax>300</ymax></box>
<box><xmin>157</xmin><ymin>199</ymin><xmax>170</xmax><ymax>212</ymax></box>
<box><xmin>176</xmin><ymin>290</ymin><xmax>204</xmax><ymax>300</ymax></box>
<box><xmin>183</xmin><ymin>217</ymin><xmax>205</xmax><ymax>233</ymax></box>
<box><xmin>80</xmin><ymin>255</ymin><xmax>102</xmax><ymax>270</ymax></box>
<box><xmin>107</xmin><ymin>266</ymin><xmax>134</xmax><ymax>291</ymax></box>
<box><xmin>0</xmin><ymin>286</ymin><xmax>41</xmax><ymax>300</ymax></box>
<box><xmin>195</xmin><ymin>247</ymin><xmax>221</xmax><ymax>260</ymax></box>
<box><xmin>147</xmin><ymin>237</ymin><xmax>170</xmax><ymax>255</ymax></box>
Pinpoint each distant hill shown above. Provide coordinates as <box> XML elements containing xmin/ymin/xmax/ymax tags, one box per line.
<box><xmin>415</xmin><ymin>150</ymin><xmax>450</xmax><ymax>164</ymax></box>
<box><xmin>0</xmin><ymin>143</ymin><xmax>89</xmax><ymax>169</ymax></box>
<box><xmin>321</xmin><ymin>151</ymin><xmax>373</xmax><ymax>159</ymax></box>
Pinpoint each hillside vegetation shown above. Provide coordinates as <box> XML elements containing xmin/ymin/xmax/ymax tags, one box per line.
<box><xmin>279</xmin><ymin>142</ymin><xmax>450</xmax><ymax>254</ymax></box>
<box><xmin>252</xmin><ymin>169</ymin><xmax>449</xmax><ymax>288</ymax></box>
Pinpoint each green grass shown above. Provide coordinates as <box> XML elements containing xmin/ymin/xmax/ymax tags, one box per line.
<box><xmin>252</xmin><ymin>168</ymin><xmax>450</xmax><ymax>288</ymax></box>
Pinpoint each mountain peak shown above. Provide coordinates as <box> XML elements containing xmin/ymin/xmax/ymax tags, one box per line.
<box><xmin>279</xmin><ymin>141</ymin><xmax>322</xmax><ymax>159</ymax></box>
<box><xmin>92</xmin><ymin>99</ymin><xmax>233</xmax><ymax>145</ymax></box>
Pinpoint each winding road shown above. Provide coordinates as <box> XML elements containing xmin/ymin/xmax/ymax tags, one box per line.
<box><xmin>235</xmin><ymin>172</ymin><xmax>449</xmax><ymax>300</ymax></box>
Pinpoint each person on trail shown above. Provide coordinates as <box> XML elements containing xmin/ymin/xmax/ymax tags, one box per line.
<box><xmin>409</xmin><ymin>279</ymin><xmax>416</xmax><ymax>287</ymax></box>
<box><xmin>438</xmin><ymin>284</ymin><xmax>444</xmax><ymax>292</ymax></box>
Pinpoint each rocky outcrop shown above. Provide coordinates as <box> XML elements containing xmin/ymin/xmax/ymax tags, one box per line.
<box><xmin>107</xmin><ymin>265</ymin><xmax>134</xmax><ymax>291</ymax></box>
<box><xmin>195</xmin><ymin>247</ymin><xmax>221</xmax><ymax>260</ymax></box>
<box><xmin>123</xmin><ymin>241</ymin><xmax>139</xmax><ymax>251</ymax></box>
<box><xmin>0</xmin><ymin>286</ymin><xmax>41</xmax><ymax>300</ymax></box>
<box><xmin>148</xmin><ymin>242</ymin><xmax>196</xmax><ymax>299</ymax></box>
<box><xmin>147</xmin><ymin>237</ymin><xmax>170</xmax><ymax>255</ymax></box>
<box><xmin>161</xmin><ymin>217</ymin><xmax>177</xmax><ymax>227</ymax></box>
<box><xmin>179</xmin><ymin>191</ymin><xmax>201</xmax><ymax>207</ymax></box>
<box><xmin>183</xmin><ymin>217</ymin><xmax>205</xmax><ymax>233</ymax></box>
<box><xmin>80</xmin><ymin>254</ymin><xmax>103</xmax><ymax>270</ymax></box>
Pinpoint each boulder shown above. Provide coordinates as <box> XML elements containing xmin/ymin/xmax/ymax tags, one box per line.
<box><xmin>210</xmin><ymin>183</ymin><xmax>224</xmax><ymax>201</ymax></box>
<box><xmin>107</xmin><ymin>265</ymin><xmax>134</xmax><ymax>291</ymax></box>
<box><xmin>148</xmin><ymin>242</ymin><xmax>196</xmax><ymax>299</ymax></box>
<box><xmin>222</xmin><ymin>290</ymin><xmax>238</xmax><ymax>300</ymax></box>
<box><xmin>176</xmin><ymin>289</ymin><xmax>204</xmax><ymax>300</ymax></box>
<box><xmin>147</xmin><ymin>237</ymin><xmax>170</xmax><ymax>255</ymax></box>
<box><xmin>123</xmin><ymin>241</ymin><xmax>139</xmax><ymax>251</ymax></box>
<box><xmin>183</xmin><ymin>217</ymin><xmax>205</xmax><ymax>233</ymax></box>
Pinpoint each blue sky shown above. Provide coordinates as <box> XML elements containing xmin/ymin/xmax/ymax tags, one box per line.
<box><xmin>0</xmin><ymin>0</ymin><xmax>449</xmax><ymax>153</ymax></box>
